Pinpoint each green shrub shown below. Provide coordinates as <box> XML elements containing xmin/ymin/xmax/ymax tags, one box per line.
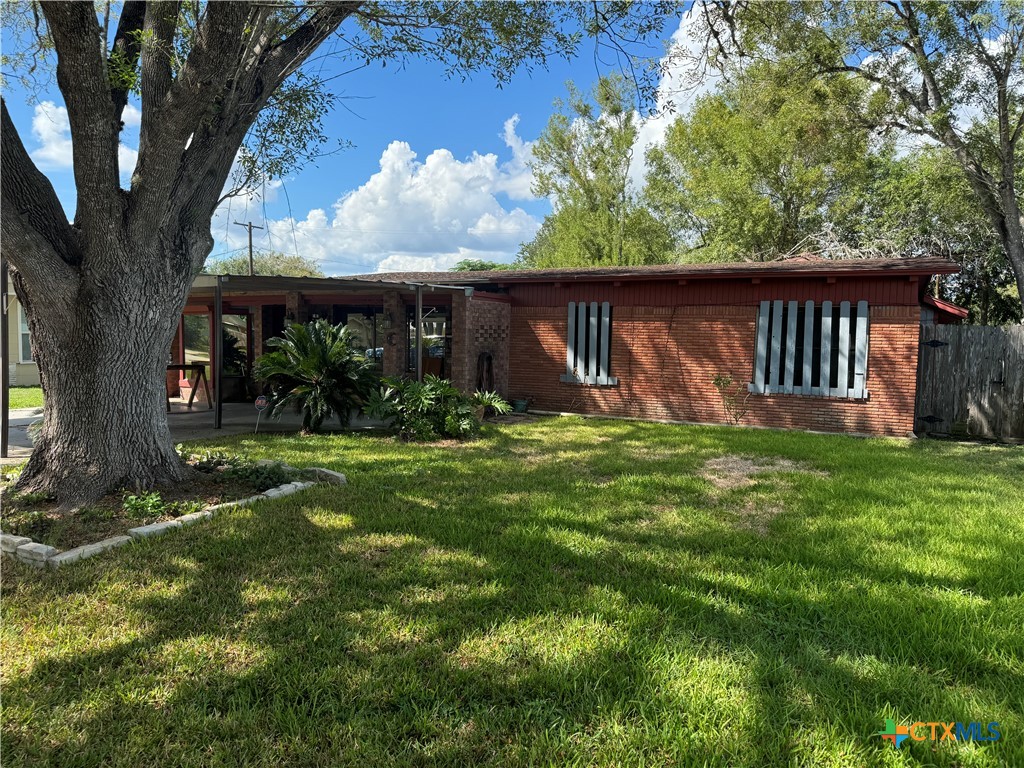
<box><xmin>5</xmin><ymin>489</ymin><xmax>51</xmax><ymax>506</ymax></box>
<box><xmin>122</xmin><ymin>491</ymin><xmax>167</xmax><ymax>519</ymax></box>
<box><xmin>253</xmin><ymin>319</ymin><xmax>376</xmax><ymax>433</ymax></box>
<box><xmin>176</xmin><ymin>447</ymin><xmax>299</xmax><ymax>492</ymax></box>
<box><xmin>167</xmin><ymin>501</ymin><xmax>204</xmax><ymax>518</ymax></box>
<box><xmin>77</xmin><ymin>506</ymin><xmax>117</xmax><ymax>523</ymax></box>
<box><xmin>365</xmin><ymin>375</ymin><xmax>511</xmax><ymax>441</ymax></box>
<box><xmin>221</xmin><ymin>460</ymin><xmax>294</xmax><ymax>492</ymax></box>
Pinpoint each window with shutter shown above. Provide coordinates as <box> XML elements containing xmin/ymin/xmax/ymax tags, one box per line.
<box><xmin>750</xmin><ymin>300</ymin><xmax>869</xmax><ymax>398</ymax></box>
<box><xmin>560</xmin><ymin>301</ymin><xmax>617</xmax><ymax>385</ymax></box>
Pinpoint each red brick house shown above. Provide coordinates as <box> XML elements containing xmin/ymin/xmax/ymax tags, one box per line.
<box><xmin>358</xmin><ymin>255</ymin><xmax>962</xmax><ymax>437</ymax></box>
<box><xmin>182</xmin><ymin>255</ymin><xmax>960</xmax><ymax>437</ymax></box>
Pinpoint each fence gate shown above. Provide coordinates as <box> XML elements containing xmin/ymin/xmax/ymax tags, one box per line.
<box><xmin>916</xmin><ymin>324</ymin><xmax>1024</xmax><ymax>441</ymax></box>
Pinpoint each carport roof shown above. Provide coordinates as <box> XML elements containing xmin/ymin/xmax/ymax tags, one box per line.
<box><xmin>188</xmin><ymin>273</ymin><xmax>472</xmax><ymax>299</ymax></box>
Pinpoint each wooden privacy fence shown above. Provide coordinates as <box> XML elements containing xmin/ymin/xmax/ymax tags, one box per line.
<box><xmin>916</xmin><ymin>324</ymin><xmax>1024</xmax><ymax>441</ymax></box>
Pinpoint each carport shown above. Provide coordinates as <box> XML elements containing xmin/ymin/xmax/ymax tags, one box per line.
<box><xmin>181</xmin><ymin>274</ymin><xmax>472</xmax><ymax>429</ymax></box>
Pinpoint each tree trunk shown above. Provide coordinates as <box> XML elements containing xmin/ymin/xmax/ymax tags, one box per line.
<box><xmin>13</xmin><ymin>244</ymin><xmax>196</xmax><ymax>506</ymax></box>
<box><xmin>998</xmin><ymin>187</ymin><xmax>1024</xmax><ymax>319</ymax></box>
<box><xmin>1005</xmin><ymin>237</ymin><xmax>1024</xmax><ymax>319</ymax></box>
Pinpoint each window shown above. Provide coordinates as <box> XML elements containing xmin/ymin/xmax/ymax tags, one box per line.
<box><xmin>749</xmin><ymin>300</ymin><xmax>869</xmax><ymax>398</ymax></box>
<box><xmin>561</xmin><ymin>301</ymin><xmax>617</xmax><ymax>385</ymax></box>
<box><xmin>19</xmin><ymin>305</ymin><xmax>33</xmax><ymax>363</ymax></box>
<box><xmin>407</xmin><ymin>305</ymin><xmax>452</xmax><ymax>377</ymax></box>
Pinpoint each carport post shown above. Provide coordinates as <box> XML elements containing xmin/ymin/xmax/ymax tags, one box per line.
<box><xmin>1</xmin><ymin>256</ymin><xmax>9</xmax><ymax>458</ymax></box>
<box><xmin>214</xmin><ymin>275</ymin><xmax>223</xmax><ymax>429</ymax></box>
<box><xmin>415</xmin><ymin>284</ymin><xmax>423</xmax><ymax>382</ymax></box>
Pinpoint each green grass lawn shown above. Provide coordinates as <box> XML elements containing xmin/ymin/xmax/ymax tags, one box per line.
<box><xmin>7</xmin><ymin>386</ymin><xmax>43</xmax><ymax>410</ymax></box>
<box><xmin>2</xmin><ymin>418</ymin><xmax>1022</xmax><ymax>767</ymax></box>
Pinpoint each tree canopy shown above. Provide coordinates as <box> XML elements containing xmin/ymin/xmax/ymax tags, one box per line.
<box><xmin>449</xmin><ymin>259</ymin><xmax>508</xmax><ymax>272</ymax></box>
<box><xmin>518</xmin><ymin>75</ymin><xmax>674</xmax><ymax>268</ymax></box>
<box><xmin>857</xmin><ymin>145</ymin><xmax>1023</xmax><ymax>324</ymax></box>
<box><xmin>694</xmin><ymin>0</ymin><xmax>1024</xmax><ymax>311</ymax></box>
<box><xmin>645</xmin><ymin>61</ymin><xmax>875</xmax><ymax>261</ymax></box>
<box><xmin>204</xmin><ymin>250</ymin><xmax>325</xmax><ymax>277</ymax></box>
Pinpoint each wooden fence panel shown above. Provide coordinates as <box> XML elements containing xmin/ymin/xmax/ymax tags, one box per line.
<box><xmin>916</xmin><ymin>324</ymin><xmax>1024</xmax><ymax>441</ymax></box>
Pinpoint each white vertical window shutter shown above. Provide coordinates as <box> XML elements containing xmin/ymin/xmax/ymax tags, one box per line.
<box><xmin>852</xmin><ymin>301</ymin><xmax>869</xmax><ymax>398</ymax></box>
<box><xmin>565</xmin><ymin>302</ymin><xmax>577</xmax><ymax>380</ymax></box>
<box><xmin>784</xmin><ymin>300</ymin><xmax>798</xmax><ymax>394</ymax></box>
<box><xmin>819</xmin><ymin>300</ymin><xmax>833</xmax><ymax>396</ymax></box>
<box><xmin>576</xmin><ymin>302</ymin><xmax>587</xmax><ymax>380</ymax></box>
<box><xmin>768</xmin><ymin>300</ymin><xmax>784</xmax><ymax>393</ymax></box>
<box><xmin>598</xmin><ymin>302</ymin><xmax>612</xmax><ymax>385</ymax></box>
<box><xmin>834</xmin><ymin>301</ymin><xmax>851</xmax><ymax>397</ymax></box>
<box><xmin>562</xmin><ymin>302</ymin><xmax>617</xmax><ymax>385</ymax></box>
<box><xmin>801</xmin><ymin>300</ymin><xmax>815</xmax><ymax>395</ymax></box>
<box><xmin>750</xmin><ymin>301</ymin><xmax>771</xmax><ymax>394</ymax></box>
<box><xmin>752</xmin><ymin>298</ymin><xmax>869</xmax><ymax>399</ymax></box>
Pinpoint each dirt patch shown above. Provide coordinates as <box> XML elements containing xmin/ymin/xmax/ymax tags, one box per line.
<box><xmin>731</xmin><ymin>502</ymin><xmax>785</xmax><ymax>537</ymax></box>
<box><xmin>701</xmin><ymin>455</ymin><xmax>827</xmax><ymax>490</ymax></box>
<box><xmin>701</xmin><ymin>455</ymin><xmax>827</xmax><ymax>536</ymax></box>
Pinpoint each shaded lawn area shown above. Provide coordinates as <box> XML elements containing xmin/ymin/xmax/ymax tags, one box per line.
<box><xmin>2</xmin><ymin>417</ymin><xmax>1022</xmax><ymax>767</ymax></box>
<box><xmin>7</xmin><ymin>386</ymin><xmax>43</xmax><ymax>410</ymax></box>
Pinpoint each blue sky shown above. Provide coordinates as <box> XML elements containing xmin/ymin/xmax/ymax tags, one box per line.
<box><xmin>2</xmin><ymin>7</ymin><xmax>702</xmax><ymax>275</ymax></box>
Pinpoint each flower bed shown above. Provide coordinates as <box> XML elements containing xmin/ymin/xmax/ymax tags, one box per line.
<box><xmin>0</xmin><ymin>453</ymin><xmax>346</xmax><ymax>570</ymax></box>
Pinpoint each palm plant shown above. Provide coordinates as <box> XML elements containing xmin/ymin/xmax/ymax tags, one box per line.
<box><xmin>365</xmin><ymin>374</ymin><xmax>511</xmax><ymax>441</ymax></box>
<box><xmin>253</xmin><ymin>320</ymin><xmax>375</xmax><ymax>433</ymax></box>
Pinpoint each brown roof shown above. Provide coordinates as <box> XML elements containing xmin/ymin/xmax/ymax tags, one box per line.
<box><xmin>347</xmin><ymin>256</ymin><xmax>959</xmax><ymax>285</ymax></box>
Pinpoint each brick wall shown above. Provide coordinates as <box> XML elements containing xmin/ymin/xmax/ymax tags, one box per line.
<box><xmin>508</xmin><ymin>304</ymin><xmax>920</xmax><ymax>437</ymax></box>
<box><xmin>451</xmin><ymin>293</ymin><xmax>511</xmax><ymax>396</ymax></box>
<box><xmin>285</xmin><ymin>291</ymin><xmax>308</xmax><ymax>324</ymax></box>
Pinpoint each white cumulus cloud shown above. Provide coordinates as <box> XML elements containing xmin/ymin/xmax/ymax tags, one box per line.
<box><xmin>212</xmin><ymin>120</ymin><xmax>542</xmax><ymax>275</ymax></box>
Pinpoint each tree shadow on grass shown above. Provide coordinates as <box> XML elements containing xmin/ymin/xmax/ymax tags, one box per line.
<box><xmin>2</xmin><ymin>420</ymin><xmax>1022</xmax><ymax>767</ymax></box>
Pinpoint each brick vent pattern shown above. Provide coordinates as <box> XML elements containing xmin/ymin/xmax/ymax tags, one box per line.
<box><xmin>451</xmin><ymin>294</ymin><xmax>511</xmax><ymax>396</ymax></box>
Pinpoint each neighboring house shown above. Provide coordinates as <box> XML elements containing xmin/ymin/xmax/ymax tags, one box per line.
<box><xmin>4</xmin><ymin>290</ymin><xmax>41</xmax><ymax>387</ymax></box>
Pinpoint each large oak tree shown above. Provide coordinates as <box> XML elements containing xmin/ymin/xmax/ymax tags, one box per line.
<box><xmin>1</xmin><ymin>1</ymin><xmax>678</xmax><ymax>504</ymax></box>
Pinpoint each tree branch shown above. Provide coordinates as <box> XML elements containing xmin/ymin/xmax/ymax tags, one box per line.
<box><xmin>0</xmin><ymin>99</ymin><xmax>81</xmax><ymax>292</ymax></box>
<box><xmin>263</xmin><ymin>2</ymin><xmax>361</xmax><ymax>89</ymax></box>
<box><xmin>130</xmin><ymin>1</ymin><xmax>252</xmax><ymax>216</ymax></box>
<box><xmin>1011</xmin><ymin>106</ymin><xmax>1024</xmax><ymax>146</ymax></box>
<box><xmin>171</xmin><ymin>2</ymin><xmax>359</xmax><ymax>219</ymax></box>
<box><xmin>137</xmin><ymin>0</ymin><xmax>181</xmax><ymax>167</ymax></box>
<box><xmin>108</xmin><ymin>0</ymin><xmax>146</xmax><ymax>124</ymax></box>
<box><xmin>40</xmin><ymin>1</ymin><xmax>120</xmax><ymax>229</ymax></box>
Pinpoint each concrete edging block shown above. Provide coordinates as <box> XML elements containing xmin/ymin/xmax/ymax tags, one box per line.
<box><xmin>128</xmin><ymin>520</ymin><xmax>184</xmax><ymax>539</ymax></box>
<box><xmin>1</xmin><ymin>534</ymin><xmax>33</xmax><ymax>553</ymax></box>
<box><xmin>48</xmin><ymin>535</ymin><xmax>133</xmax><ymax>568</ymax></box>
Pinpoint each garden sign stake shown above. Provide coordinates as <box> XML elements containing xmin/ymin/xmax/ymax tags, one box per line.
<box><xmin>255</xmin><ymin>395</ymin><xmax>269</xmax><ymax>434</ymax></box>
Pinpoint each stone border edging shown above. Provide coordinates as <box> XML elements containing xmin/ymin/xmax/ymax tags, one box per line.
<box><xmin>0</xmin><ymin>466</ymin><xmax>346</xmax><ymax>570</ymax></box>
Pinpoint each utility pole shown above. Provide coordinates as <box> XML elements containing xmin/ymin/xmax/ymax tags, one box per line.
<box><xmin>233</xmin><ymin>221</ymin><xmax>264</xmax><ymax>275</ymax></box>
